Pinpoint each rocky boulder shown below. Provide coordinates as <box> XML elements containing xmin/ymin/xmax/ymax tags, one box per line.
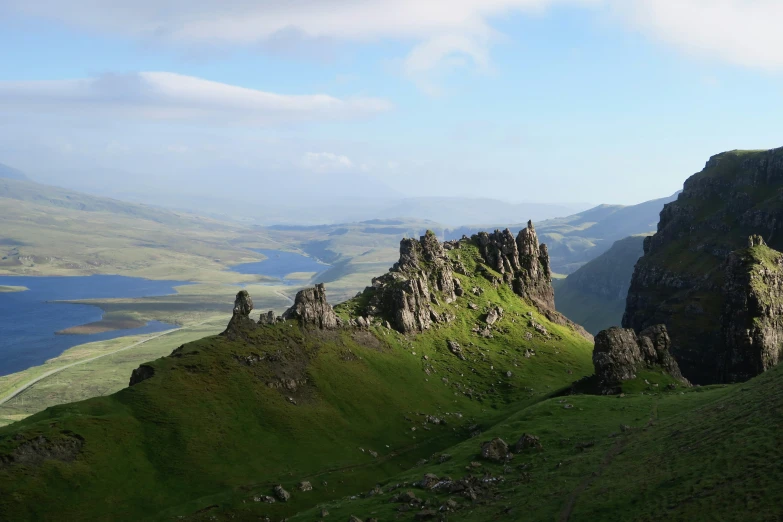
<box><xmin>281</xmin><ymin>283</ymin><xmax>340</xmax><ymax>329</ymax></box>
<box><xmin>273</xmin><ymin>485</ymin><xmax>290</xmax><ymax>502</ymax></box>
<box><xmin>258</xmin><ymin>310</ymin><xmax>278</xmax><ymax>325</ymax></box>
<box><xmin>128</xmin><ymin>364</ymin><xmax>154</xmax><ymax>386</ymax></box>
<box><xmin>223</xmin><ymin>290</ymin><xmax>258</xmax><ymax>336</ymax></box>
<box><xmin>593</xmin><ymin>325</ymin><xmax>687</xmax><ymax>394</ymax></box>
<box><xmin>485</xmin><ymin>306</ymin><xmax>504</xmax><ymax>326</ymax></box>
<box><xmin>514</xmin><ymin>433</ymin><xmax>542</xmax><ymax>452</ymax></box>
<box><xmin>480</xmin><ymin>437</ymin><xmax>509</xmax><ymax>462</ymax></box>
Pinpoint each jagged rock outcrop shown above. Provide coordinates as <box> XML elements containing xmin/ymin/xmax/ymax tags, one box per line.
<box><xmin>282</xmin><ymin>283</ymin><xmax>340</xmax><ymax>329</ymax></box>
<box><xmin>128</xmin><ymin>364</ymin><xmax>155</xmax><ymax>386</ymax></box>
<box><xmin>593</xmin><ymin>325</ymin><xmax>686</xmax><ymax>394</ymax></box>
<box><xmin>474</xmin><ymin>221</ymin><xmax>554</xmax><ymax>310</ymax></box>
<box><xmin>223</xmin><ymin>290</ymin><xmax>258</xmax><ymax>335</ymax></box>
<box><xmin>362</xmin><ymin>230</ymin><xmax>457</xmax><ymax>334</ymax></box>
<box><xmin>624</xmin><ymin>147</ymin><xmax>783</xmax><ymax>383</ymax></box>
<box><xmin>258</xmin><ymin>310</ymin><xmax>279</xmax><ymax>325</ymax></box>
<box><xmin>720</xmin><ymin>244</ymin><xmax>783</xmax><ymax>382</ymax></box>
<box><xmin>356</xmin><ymin>227</ymin><xmax>590</xmax><ymax>340</ymax></box>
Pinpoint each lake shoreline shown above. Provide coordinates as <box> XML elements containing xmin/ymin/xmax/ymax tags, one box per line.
<box><xmin>0</xmin><ymin>285</ymin><xmax>28</xmax><ymax>293</ymax></box>
<box><xmin>56</xmin><ymin>318</ymin><xmax>148</xmax><ymax>335</ymax></box>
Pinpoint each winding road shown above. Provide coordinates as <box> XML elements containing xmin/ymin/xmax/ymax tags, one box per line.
<box><xmin>0</xmin><ymin>325</ymin><xmax>192</xmax><ymax>406</ymax></box>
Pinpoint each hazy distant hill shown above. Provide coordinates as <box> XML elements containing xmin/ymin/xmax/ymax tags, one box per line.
<box><xmin>445</xmin><ymin>192</ymin><xmax>678</xmax><ymax>274</ymax></box>
<box><xmin>0</xmin><ymin>176</ymin><xmax>221</xmax><ymax>228</ymax></box>
<box><xmin>553</xmin><ymin>234</ymin><xmax>648</xmax><ymax>334</ymax></box>
<box><xmin>375</xmin><ymin>197</ymin><xmax>588</xmax><ymax>228</ymax></box>
<box><xmin>0</xmin><ymin>163</ymin><xmax>28</xmax><ymax>181</ymax></box>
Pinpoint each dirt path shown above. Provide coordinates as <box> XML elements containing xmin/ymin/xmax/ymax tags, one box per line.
<box><xmin>0</xmin><ymin>321</ymin><xmax>211</xmax><ymax>406</ymax></box>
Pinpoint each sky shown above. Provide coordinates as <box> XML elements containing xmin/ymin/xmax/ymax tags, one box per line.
<box><xmin>0</xmin><ymin>0</ymin><xmax>782</xmax><ymax>209</ymax></box>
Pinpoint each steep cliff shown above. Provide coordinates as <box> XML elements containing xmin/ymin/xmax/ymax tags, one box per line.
<box><xmin>720</xmin><ymin>240</ymin><xmax>783</xmax><ymax>382</ymax></box>
<box><xmin>624</xmin><ymin>147</ymin><xmax>783</xmax><ymax>383</ymax></box>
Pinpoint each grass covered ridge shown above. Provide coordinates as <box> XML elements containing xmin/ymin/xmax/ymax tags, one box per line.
<box><xmin>0</xmin><ymin>256</ymin><xmax>594</xmax><ymax>521</ymax></box>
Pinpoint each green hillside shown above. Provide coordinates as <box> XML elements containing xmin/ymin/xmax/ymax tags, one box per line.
<box><xmin>287</xmin><ymin>363</ymin><xmax>783</xmax><ymax>522</ymax></box>
<box><xmin>554</xmin><ymin>235</ymin><xmax>649</xmax><ymax>334</ymax></box>
<box><xmin>0</xmin><ymin>239</ymin><xmax>594</xmax><ymax>521</ymax></box>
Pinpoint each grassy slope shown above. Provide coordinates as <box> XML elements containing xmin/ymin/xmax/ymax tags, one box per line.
<box><xmin>0</xmin><ymin>318</ymin><xmax>227</xmax><ymax>427</ymax></box>
<box><xmin>554</xmin><ymin>235</ymin><xmax>648</xmax><ymax>334</ymax></box>
<box><xmin>0</xmin><ymin>179</ymin><xmax>451</xmax><ymax>429</ymax></box>
<box><xmin>288</xmin><ymin>366</ymin><xmax>782</xmax><ymax>522</ymax></box>
<box><xmin>0</xmin><ymin>246</ymin><xmax>594</xmax><ymax>521</ymax></box>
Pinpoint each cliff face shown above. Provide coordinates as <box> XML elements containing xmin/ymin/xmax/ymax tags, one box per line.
<box><xmin>474</xmin><ymin>221</ymin><xmax>554</xmax><ymax>310</ymax></box>
<box><xmin>721</xmin><ymin>241</ymin><xmax>783</xmax><ymax>382</ymax></box>
<box><xmin>623</xmin><ymin>147</ymin><xmax>783</xmax><ymax>383</ymax></box>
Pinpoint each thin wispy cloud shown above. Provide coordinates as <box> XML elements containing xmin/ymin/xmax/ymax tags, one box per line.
<box><xmin>4</xmin><ymin>1</ymin><xmax>783</xmax><ymax>86</ymax></box>
<box><xmin>0</xmin><ymin>72</ymin><xmax>392</xmax><ymax>125</ymax></box>
<box><xmin>302</xmin><ymin>152</ymin><xmax>354</xmax><ymax>174</ymax></box>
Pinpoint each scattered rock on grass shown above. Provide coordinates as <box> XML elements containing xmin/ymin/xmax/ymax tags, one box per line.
<box><xmin>515</xmin><ymin>434</ymin><xmax>542</xmax><ymax>452</ymax></box>
<box><xmin>273</xmin><ymin>485</ymin><xmax>290</xmax><ymax>502</ymax></box>
<box><xmin>480</xmin><ymin>438</ymin><xmax>509</xmax><ymax>461</ymax></box>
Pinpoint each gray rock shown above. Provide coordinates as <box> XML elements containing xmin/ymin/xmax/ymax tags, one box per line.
<box><xmin>593</xmin><ymin>325</ymin><xmax>687</xmax><ymax>394</ymax></box>
<box><xmin>273</xmin><ymin>484</ymin><xmax>290</xmax><ymax>502</ymax></box>
<box><xmin>485</xmin><ymin>306</ymin><xmax>504</xmax><ymax>326</ymax></box>
<box><xmin>282</xmin><ymin>283</ymin><xmax>339</xmax><ymax>329</ymax></box>
<box><xmin>480</xmin><ymin>437</ymin><xmax>509</xmax><ymax>461</ymax></box>
<box><xmin>258</xmin><ymin>310</ymin><xmax>277</xmax><ymax>325</ymax></box>
<box><xmin>514</xmin><ymin>433</ymin><xmax>542</xmax><ymax>452</ymax></box>
<box><xmin>447</xmin><ymin>340</ymin><xmax>466</xmax><ymax>360</ymax></box>
<box><xmin>233</xmin><ymin>290</ymin><xmax>253</xmax><ymax>316</ymax></box>
<box><xmin>128</xmin><ymin>364</ymin><xmax>154</xmax><ymax>386</ymax></box>
<box><xmin>222</xmin><ymin>290</ymin><xmax>259</xmax><ymax>336</ymax></box>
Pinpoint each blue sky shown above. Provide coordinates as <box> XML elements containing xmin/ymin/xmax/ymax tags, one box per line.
<box><xmin>0</xmin><ymin>1</ymin><xmax>781</xmax><ymax>208</ymax></box>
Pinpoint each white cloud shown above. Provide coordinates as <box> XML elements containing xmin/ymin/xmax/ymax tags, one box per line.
<box><xmin>611</xmin><ymin>1</ymin><xmax>783</xmax><ymax>71</ymax></box>
<box><xmin>0</xmin><ymin>0</ymin><xmax>596</xmax><ymax>88</ymax></box>
<box><xmin>3</xmin><ymin>1</ymin><xmax>782</xmax><ymax>78</ymax></box>
<box><xmin>302</xmin><ymin>152</ymin><xmax>354</xmax><ymax>173</ymax></box>
<box><xmin>0</xmin><ymin>72</ymin><xmax>391</xmax><ymax>125</ymax></box>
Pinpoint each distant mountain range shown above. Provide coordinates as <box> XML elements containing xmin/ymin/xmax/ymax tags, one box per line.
<box><xmin>445</xmin><ymin>192</ymin><xmax>679</xmax><ymax>275</ymax></box>
<box><xmin>9</xmin><ymin>162</ymin><xmax>592</xmax><ymax>227</ymax></box>
<box><xmin>0</xmin><ymin>162</ymin><xmax>28</xmax><ymax>181</ymax></box>
<box><xmin>553</xmin><ymin>234</ymin><xmax>649</xmax><ymax>334</ymax></box>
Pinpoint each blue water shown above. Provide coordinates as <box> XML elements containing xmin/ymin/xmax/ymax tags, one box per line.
<box><xmin>231</xmin><ymin>249</ymin><xmax>330</xmax><ymax>284</ymax></box>
<box><xmin>0</xmin><ymin>275</ymin><xmax>187</xmax><ymax>377</ymax></box>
